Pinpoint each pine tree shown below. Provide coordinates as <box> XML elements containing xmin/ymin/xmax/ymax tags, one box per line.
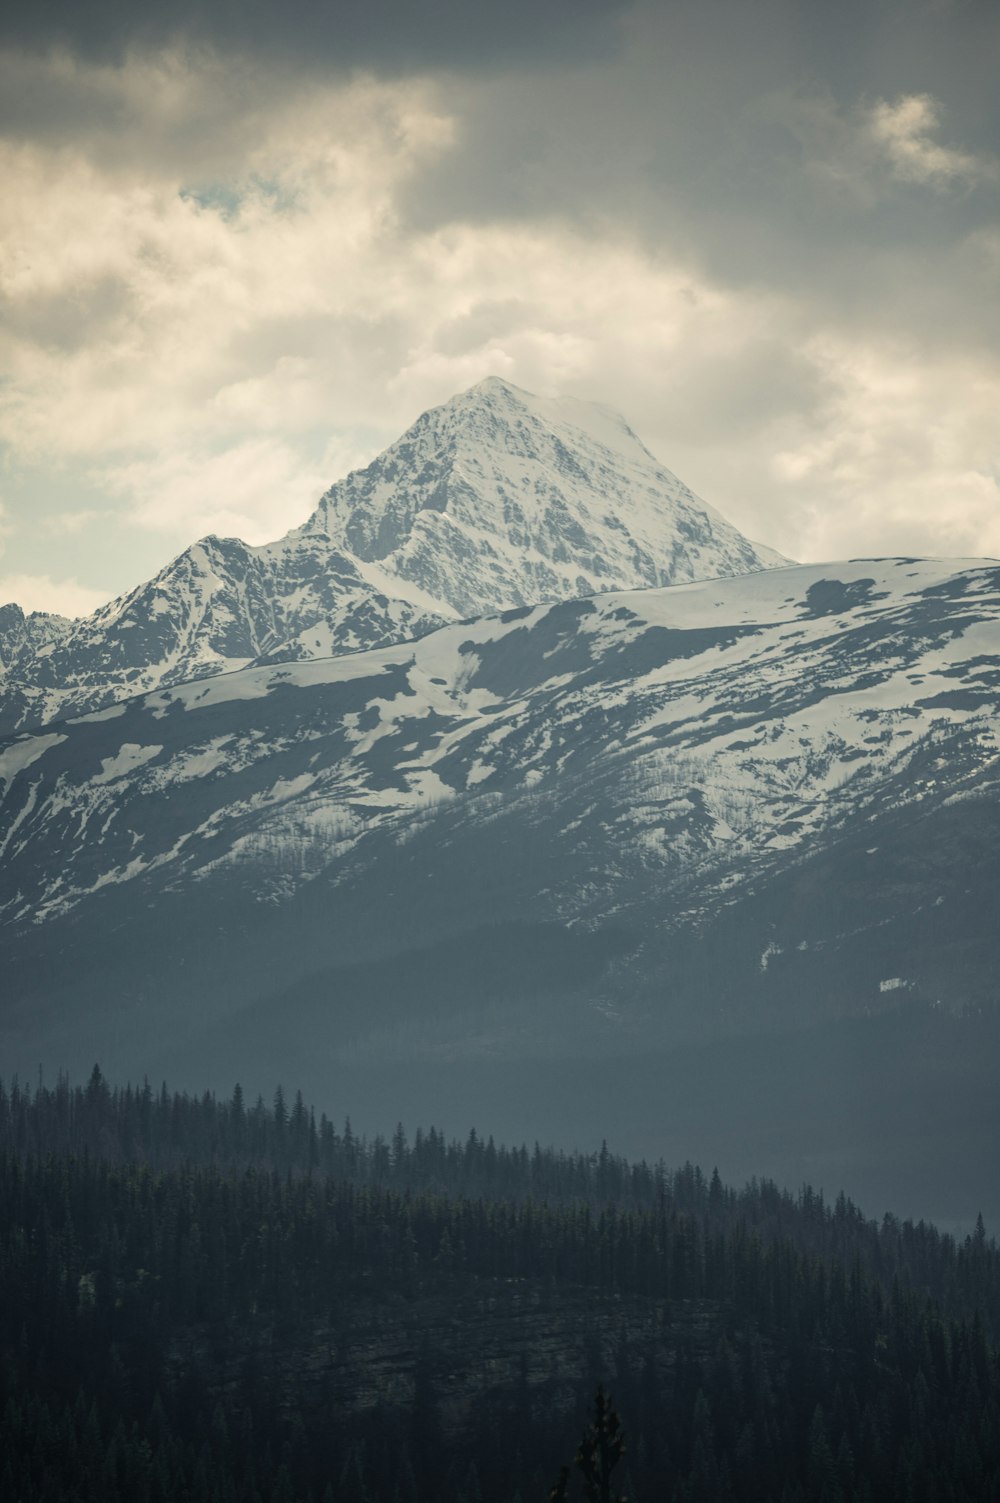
<box><xmin>552</xmin><ymin>1387</ymin><xmax>628</xmax><ymax>1503</ymax></box>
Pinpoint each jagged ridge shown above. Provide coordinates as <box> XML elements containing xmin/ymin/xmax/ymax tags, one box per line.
<box><xmin>0</xmin><ymin>379</ymin><xmax>786</xmax><ymax>736</ymax></box>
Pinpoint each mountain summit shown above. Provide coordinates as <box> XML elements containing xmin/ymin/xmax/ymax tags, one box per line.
<box><xmin>0</xmin><ymin>379</ymin><xmax>787</xmax><ymax>734</ymax></box>
<box><xmin>307</xmin><ymin>377</ymin><xmax>787</xmax><ymax>617</ymax></box>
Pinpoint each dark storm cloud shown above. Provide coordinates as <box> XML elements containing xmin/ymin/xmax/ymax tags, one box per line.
<box><xmin>0</xmin><ymin>0</ymin><xmax>627</xmax><ymax>71</ymax></box>
<box><xmin>399</xmin><ymin>0</ymin><xmax>1000</xmax><ymax>221</ymax></box>
<box><xmin>393</xmin><ymin>0</ymin><xmax>1000</xmax><ymax>352</ymax></box>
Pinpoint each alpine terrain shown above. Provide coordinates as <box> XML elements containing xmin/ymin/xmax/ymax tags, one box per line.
<box><xmin>0</xmin><ymin>378</ymin><xmax>784</xmax><ymax>737</ymax></box>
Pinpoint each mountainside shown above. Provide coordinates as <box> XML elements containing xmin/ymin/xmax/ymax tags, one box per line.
<box><xmin>2</xmin><ymin>556</ymin><xmax>999</xmax><ymax>1223</ymax></box>
<box><xmin>0</xmin><ymin>379</ymin><xmax>785</xmax><ymax>736</ymax></box>
<box><xmin>2</xmin><ymin>555</ymin><xmax>996</xmax><ymax>938</ymax></box>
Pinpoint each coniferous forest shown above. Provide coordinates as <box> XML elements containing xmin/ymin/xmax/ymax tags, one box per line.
<box><xmin>1</xmin><ymin>1069</ymin><xmax>999</xmax><ymax>1501</ymax></box>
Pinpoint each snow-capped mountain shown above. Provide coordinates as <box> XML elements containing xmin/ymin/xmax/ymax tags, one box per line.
<box><xmin>0</xmin><ymin>379</ymin><xmax>786</xmax><ymax>736</ymax></box>
<box><xmin>309</xmin><ymin>377</ymin><xmax>787</xmax><ymax>617</ymax></box>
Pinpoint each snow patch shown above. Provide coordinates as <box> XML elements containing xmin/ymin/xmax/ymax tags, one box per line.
<box><xmin>0</xmin><ymin>733</ymin><xmax>67</xmax><ymax>784</ymax></box>
<box><xmin>93</xmin><ymin>743</ymin><xmax>163</xmax><ymax>784</ymax></box>
<box><xmin>269</xmin><ymin>774</ymin><xmax>316</xmax><ymax>801</ymax></box>
<box><xmin>73</xmin><ymin>703</ymin><xmax>127</xmax><ymax>725</ymax></box>
<box><xmin>760</xmin><ymin>940</ymin><xmax>782</xmax><ymax>973</ymax></box>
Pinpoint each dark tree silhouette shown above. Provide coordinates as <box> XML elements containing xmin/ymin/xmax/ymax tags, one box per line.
<box><xmin>552</xmin><ymin>1387</ymin><xmax>629</xmax><ymax>1503</ymax></box>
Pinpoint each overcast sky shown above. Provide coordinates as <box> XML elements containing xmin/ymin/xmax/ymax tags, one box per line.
<box><xmin>1</xmin><ymin>0</ymin><xmax>998</xmax><ymax>617</ymax></box>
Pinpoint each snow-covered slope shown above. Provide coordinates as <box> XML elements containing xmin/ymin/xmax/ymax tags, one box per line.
<box><xmin>0</xmin><ymin>379</ymin><xmax>787</xmax><ymax>736</ymax></box>
<box><xmin>3</xmin><ymin>556</ymin><xmax>998</xmax><ymax>972</ymax></box>
<box><xmin>309</xmin><ymin>377</ymin><xmax>787</xmax><ymax>616</ymax></box>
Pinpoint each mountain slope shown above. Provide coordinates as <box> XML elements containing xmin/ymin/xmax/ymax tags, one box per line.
<box><xmin>3</xmin><ymin>554</ymin><xmax>998</xmax><ymax>1005</ymax></box>
<box><xmin>3</xmin><ymin>555</ymin><xmax>999</xmax><ymax>1222</ymax></box>
<box><xmin>0</xmin><ymin>379</ymin><xmax>786</xmax><ymax>736</ymax></box>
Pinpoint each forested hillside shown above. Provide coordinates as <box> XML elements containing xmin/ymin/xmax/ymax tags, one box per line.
<box><xmin>1</xmin><ymin>1070</ymin><xmax>998</xmax><ymax>1502</ymax></box>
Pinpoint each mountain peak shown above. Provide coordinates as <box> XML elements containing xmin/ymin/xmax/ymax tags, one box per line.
<box><xmin>309</xmin><ymin>379</ymin><xmax>787</xmax><ymax>617</ymax></box>
<box><xmin>0</xmin><ymin>379</ymin><xmax>787</xmax><ymax>736</ymax></box>
<box><xmin>462</xmin><ymin>373</ymin><xmax>526</xmax><ymax>400</ymax></box>
<box><xmin>426</xmin><ymin>376</ymin><xmax>657</xmax><ymax>468</ymax></box>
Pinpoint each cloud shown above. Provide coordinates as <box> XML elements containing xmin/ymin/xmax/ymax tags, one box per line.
<box><xmin>0</xmin><ymin>71</ymin><xmax>459</xmax><ymax>459</ymax></box>
<box><xmin>387</xmin><ymin>10</ymin><xmax>1000</xmax><ymax>358</ymax></box>
<box><xmin>758</xmin><ymin>336</ymin><xmax>1000</xmax><ymax>560</ymax></box>
<box><xmin>0</xmin><ymin>572</ymin><xmax>110</xmax><ymax>618</ymax></box>
<box><xmin>40</xmin><ymin>508</ymin><xmax>113</xmax><ymax>536</ymax></box>
<box><xmin>0</xmin><ymin>0</ymin><xmax>626</xmax><ymax>72</ymax></box>
<box><xmin>101</xmin><ymin>436</ymin><xmax>365</xmax><ymax>545</ymax></box>
<box><xmin>867</xmin><ymin>93</ymin><xmax>997</xmax><ymax>188</ymax></box>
